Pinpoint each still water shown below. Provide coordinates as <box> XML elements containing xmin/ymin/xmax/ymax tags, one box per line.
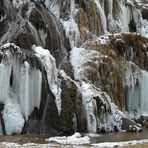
<box><xmin>1</xmin><ymin>130</ymin><xmax>148</xmax><ymax>147</ymax></box>
<box><xmin>89</xmin><ymin>129</ymin><xmax>148</xmax><ymax>143</ymax></box>
<box><xmin>87</xmin><ymin>129</ymin><xmax>148</xmax><ymax>147</ymax></box>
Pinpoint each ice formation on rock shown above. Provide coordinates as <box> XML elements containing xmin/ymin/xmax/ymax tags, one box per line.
<box><xmin>123</xmin><ymin>61</ymin><xmax>148</xmax><ymax>116</ymax></box>
<box><xmin>46</xmin><ymin>132</ymin><xmax>90</xmax><ymax>145</ymax></box>
<box><xmin>33</xmin><ymin>45</ymin><xmax>62</xmax><ymax>114</ymax></box>
<box><xmin>0</xmin><ymin>43</ymin><xmax>42</xmax><ymax>134</ymax></box>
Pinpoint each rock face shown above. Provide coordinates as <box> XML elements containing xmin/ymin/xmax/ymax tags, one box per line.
<box><xmin>0</xmin><ymin>0</ymin><xmax>148</xmax><ymax>135</ymax></box>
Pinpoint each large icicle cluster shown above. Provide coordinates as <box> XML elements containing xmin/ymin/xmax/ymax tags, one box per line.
<box><xmin>0</xmin><ymin>43</ymin><xmax>42</xmax><ymax>135</ymax></box>
<box><xmin>124</xmin><ymin>62</ymin><xmax>141</xmax><ymax>115</ymax></box>
<box><xmin>124</xmin><ymin>62</ymin><xmax>148</xmax><ymax>116</ymax></box>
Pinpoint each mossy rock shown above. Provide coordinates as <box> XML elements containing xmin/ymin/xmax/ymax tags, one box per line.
<box><xmin>59</xmin><ymin>77</ymin><xmax>77</xmax><ymax>133</ymax></box>
<box><xmin>0</xmin><ymin>21</ymin><xmax>8</xmax><ymax>39</ymax></box>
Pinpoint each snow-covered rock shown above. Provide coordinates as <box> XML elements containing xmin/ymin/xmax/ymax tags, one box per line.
<box><xmin>46</xmin><ymin>132</ymin><xmax>90</xmax><ymax>145</ymax></box>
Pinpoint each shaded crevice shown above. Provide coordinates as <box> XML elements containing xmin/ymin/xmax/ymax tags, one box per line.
<box><xmin>10</xmin><ymin>67</ymin><xmax>13</xmax><ymax>87</ymax></box>
<box><xmin>0</xmin><ymin>104</ymin><xmax>5</xmax><ymax>135</ymax></box>
<box><xmin>129</xmin><ymin>19</ymin><xmax>136</xmax><ymax>32</ymax></box>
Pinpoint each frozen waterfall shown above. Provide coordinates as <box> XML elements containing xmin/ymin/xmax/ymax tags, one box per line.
<box><xmin>140</xmin><ymin>70</ymin><xmax>148</xmax><ymax>115</ymax></box>
<box><xmin>0</xmin><ymin>43</ymin><xmax>42</xmax><ymax>135</ymax></box>
<box><xmin>124</xmin><ymin>69</ymin><xmax>148</xmax><ymax>116</ymax></box>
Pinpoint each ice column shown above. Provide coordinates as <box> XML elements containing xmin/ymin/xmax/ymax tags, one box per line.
<box><xmin>140</xmin><ymin>70</ymin><xmax>148</xmax><ymax>114</ymax></box>
<box><xmin>94</xmin><ymin>0</ymin><xmax>107</xmax><ymax>34</ymax></box>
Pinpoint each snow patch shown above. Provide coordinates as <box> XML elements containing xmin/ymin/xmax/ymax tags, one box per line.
<box><xmin>46</xmin><ymin>132</ymin><xmax>90</xmax><ymax>145</ymax></box>
<box><xmin>70</xmin><ymin>47</ymin><xmax>86</xmax><ymax>79</ymax></box>
<box><xmin>97</xmin><ymin>35</ymin><xmax>110</xmax><ymax>44</ymax></box>
<box><xmin>12</xmin><ymin>0</ymin><xmax>30</xmax><ymax>9</ymax></box>
<box><xmin>60</xmin><ymin>18</ymin><xmax>80</xmax><ymax>48</ymax></box>
<box><xmin>92</xmin><ymin>139</ymin><xmax>148</xmax><ymax>147</ymax></box>
<box><xmin>2</xmin><ymin>98</ymin><xmax>24</xmax><ymax>135</ymax></box>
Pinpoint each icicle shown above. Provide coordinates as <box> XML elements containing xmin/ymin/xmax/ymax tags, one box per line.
<box><xmin>124</xmin><ymin>69</ymin><xmax>148</xmax><ymax>116</ymax></box>
<box><xmin>123</xmin><ymin>62</ymin><xmax>141</xmax><ymax>114</ymax></box>
<box><xmin>133</xmin><ymin>9</ymin><xmax>148</xmax><ymax>38</ymax></box>
<box><xmin>0</xmin><ymin>63</ymin><xmax>11</xmax><ymax>103</ymax></box>
<box><xmin>70</xmin><ymin>0</ymin><xmax>75</xmax><ymax>16</ymax></box>
<box><xmin>108</xmin><ymin>0</ymin><xmax>113</xmax><ymax>20</ymax></box>
<box><xmin>123</xmin><ymin>63</ymin><xmax>148</xmax><ymax>116</ymax></box>
<box><xmin>19</xmin><ymin>61</ymin><xmax>42</xmax><ymax>120</ymax></box>
<box><xmin>21</xmin><ymin>62</ymin><xmax>30</xmax><ymax>120</ymax></box>
<box><xmin>118</xmin><ymin>0</ymin><xmax>133</xmax><ymax>32</ymax></box>
<box><xmin>94</xmin><ymin>0</ymin><xmax>107</xmax><ymax>34</ymax></box>
<box><xmin>80</xmin><ymin>82</ymin><xmax>97</xmax><ymax>133</ymax></box>
<box><xmin>44</xmin><ymin>0</ymin><xmax>60</xmax><ymax>19</ymax></box>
